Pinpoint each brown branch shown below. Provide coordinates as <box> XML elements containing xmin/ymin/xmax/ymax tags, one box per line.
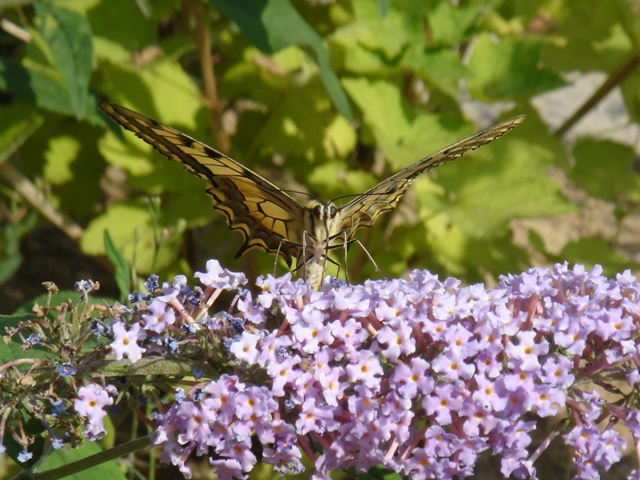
<box><xmin>0</xmin><ymin>163</ymin><xmax>83</xmax><ymax>241</ymax></box>
<box><xmin>191</xmin><ymin>0</ymin><xmax>259</xmax><ymax>280</ymax></box>
<box><xmin>192</xmin><ymin>0</ymin><xmax>232</xmax><ymax>156</ymax></box>
<box><xmin>554</xmin><ymin>54</ymin><xmax>640</xmax><ymax>138</ymax></box>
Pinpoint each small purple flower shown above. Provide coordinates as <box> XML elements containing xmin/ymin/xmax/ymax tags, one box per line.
<box><xmin>195</xmin><ymin>259</ymin><xmax>247</xmax><ymax>290</ymax></box>
<box><xmin>141</xmin><ymin>299</ymin><xmax>176</xmax><ymax>333</ymax></box>
<box><xmin>24</xmin><ymin>333</ymin><xmax>41</xmax><ymax>345</ymax></box>
<box><xmin>50</xmin><ymin>399</ymin><xmax>65</xmax><ymax>416</ymax></box>
<box><xmin>75</xmin><ymin>279</ymin><xmax>92</xmax><ymax>293</ymax></box>
<box><xmin>110</xmin><ymin>322</ymin><xmax>146</xmax><ymax>362</ymax></box>
<box><xmin>145</xmin><ymin>274</ymin><xmax>159</xmax><ymax>292</ymax></box>
<box><xmin>55</xmin><ymin>363</ymin><xmax>76</xmax><ymax>377</ymax></box>
<box><xmin>229</xmin><ymin>331</ymin><xmax>259</xmax><ymax>364</ymax></box>
<box><xmin>376</xmin><ymin>321</ymin><xmax>416</xmax><ymax>361</ymax></box>
<box><xmin>17</xmin><ymin>448</ymin><xmax>33</xmax><ymax>463</ymax></box>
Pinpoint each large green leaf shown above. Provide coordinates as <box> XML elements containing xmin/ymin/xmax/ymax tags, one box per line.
<box><xmin>81</xmin><ymin>201</ymin><xmax>185</xmax><ymax>274</ymax></box>
<box><xmin>38</xmin><ymin>440</ymin><xmax>126</xmax><ymax>480</ymax></box>
<box><xmin>0</xmin><ymin>59</ymin><xmax>103</xmax><ymax>124</ymax></box>
<box><xmin>343</xmin><ymin>77</ymin><xmax>474</xmax><ymax>168</ymax></box>
<box><xmin>34</xmin><ymin>0</ymin><xmax>94</xmax><ymax>119</ymax></box>
<box><xmin>570</xmin><ymin>138</ymin><xmax>640</xmax><ymax>203</ymax></box>
<box><xmin>426</xmin><ymin>0</ymin><xmax>488</xmax><ymax>46</ymax></box>
<box><xmin>402</xmin><ymin>46</ymin><xmax>465</xmax><ymax>98</ymax></box>
<box><xmin>467</xmin><ymin>33</ymin><xmax>566</xmax><ymax>101</ymax></box>
<box><xmin>209</xmin><ymin>0</ymin><xmax>353</xmax><ymax>121</ymax></box>
<box><xmin>560</xmin><ymin>237</ymin><xmax>640</xmax><ymax>277</ymax></box>
<box><xmin>541</xmin><ymin>0</ymin><xmax>631</xmax><ymax>73</ymax></box>
<box><xmin>425</xmin><ymin>129</ymin><xmax>572</xmax><ymax>239</ymax></box>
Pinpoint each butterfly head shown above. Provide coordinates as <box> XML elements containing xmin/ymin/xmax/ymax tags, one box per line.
<box><xmin>307</xmin><ymin>200</ymin><xmax>338</xmax><ymax>221</ymax></box>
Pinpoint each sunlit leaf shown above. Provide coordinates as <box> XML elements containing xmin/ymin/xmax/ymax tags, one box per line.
<box><xmin>210</xmin><ymin>0</ymin><xmax>353</xmax><ymax>120</ymax></box>
<box><xmin>467</xmin><ymin>33</ymin><xmax>566</xmax><ymax>100</ymax></box>
<box><xmin>34</xmin><ymin>0</ymin><xmax>93</xmax><ymax>118</ymax></box>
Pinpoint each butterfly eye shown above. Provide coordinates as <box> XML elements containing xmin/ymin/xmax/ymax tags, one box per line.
<box><xmin>312</xmin><ymin>204</ymin><xmax>323</xmax><ymax>218</ymax></box>
<box><xmin>329</xmin><ymin>206</ymin><xmax>337</xmax><ymax>218</ymax></box>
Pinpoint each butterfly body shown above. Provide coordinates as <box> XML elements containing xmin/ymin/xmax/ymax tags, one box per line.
<box><xmin>99</xmin><ymin>103</ymin><xmax>524</xmax><ymax>289</ymax></box>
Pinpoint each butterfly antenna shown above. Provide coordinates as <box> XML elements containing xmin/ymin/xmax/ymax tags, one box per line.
<box><xmin>352</xmin><ymin>238</ymin><xmax>387</xmax><ymax>280</ymax></box>
<box><xmin>282</xmin><ymin>189</ymin><xmax>319</xmax><ymax>202</ymax></box>
<box><xmin>330</xmin><ymin>191</ymin><xmax>386</xmax><ymax>205</ymax></box>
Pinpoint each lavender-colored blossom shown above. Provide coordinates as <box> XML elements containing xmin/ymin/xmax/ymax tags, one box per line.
<box><xmin>55</xmin><ymin>363</ymin><xmax>76</xmax><ymax>377</ymax></box>
<box><xmin>141</xmin><ymin>299</ymin><xmax>176</xmax><ymax>333</ymax></box>
<box><xmin>17</xmin><ymin>448</ymin><xmax>33</xmax><ymax>463</ymax></box>
<box><xmin>94</xmin><ymin>261</ymin><xmax>640</xmax><ymax>479</ymax></box>
<box><xmin>145</xmin><ymin>274</ymin><xmax>159</xmax><ymax>292</ymax></box>
<box><xmin>195</xmin><ymin>259</ymin><xmax>247</xmax><ymax>290</ymax></box>
<box><xmin>50</xmin><ymin>399</ymin><xmax>65</xmax><ymax>416</ymax></box>
<box><xmin>110</xmin><ymin>322</ymin><xmax>146</xmax><ymax>362</ymax></box>
<box><xmin>24</xmin><ymin>333</ymin><xmax>41</xmax><ymax>345</ymax></box>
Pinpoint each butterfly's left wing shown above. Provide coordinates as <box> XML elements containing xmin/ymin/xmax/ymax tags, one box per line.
<box><xmin>99</xmin><ymin>103</ymin><xmax>307</xmax><ymax>265</ymax></box>
<box><xmin>333</xmin><ymin>115</ymin><xmax>526</xmax><ymax>241</ymax></box>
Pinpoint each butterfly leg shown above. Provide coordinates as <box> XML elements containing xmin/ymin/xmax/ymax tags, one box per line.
<box><xmin>342</xmin><ymin>232</ymin><xmax>350</xmax><ymax>286</ymax></box>
<box><xmin>274</xmin><ymin>240</ymin><xmax>286</xmax><ymax>277</ymax></box>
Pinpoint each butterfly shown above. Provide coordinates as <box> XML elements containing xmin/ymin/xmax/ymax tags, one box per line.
<box><xmin>99</xmin><ymin>103</ymin><xmax>524</xmax><ymax>289</ymax></box>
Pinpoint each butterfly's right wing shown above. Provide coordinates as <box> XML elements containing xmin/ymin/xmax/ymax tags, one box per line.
<box><xmin>333</xmin><ymin>115</ymin><xmax>526</xmax><ymax>241</ymax></box>
<box><xmin>100</xmin><ymin>103</ymin><xmax>306</xmax><ymax>265</ymax></box>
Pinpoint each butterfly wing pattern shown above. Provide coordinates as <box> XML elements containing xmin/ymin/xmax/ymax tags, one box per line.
<box><xmin>99</xmin><ymin>103</ymin><xmax>307</xmax><ymax>267</ymax></box>
<box><xmin>100</xmin><ymin>103</ymin><xmax>524</xmax><ymax>289</ymax></box>
<box><xmin>332</xmin><ymin>115</ymin><xmax>526</xmax><ymax>242</ymax></box>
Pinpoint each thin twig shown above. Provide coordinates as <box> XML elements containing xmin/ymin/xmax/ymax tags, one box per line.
<box><xmin>192</xmin><ymin>0</ymin><xmax>260</xmax><ymax>281</ymax></box>
<box><xmin>0</xmin><ymin>163</ymin><xmax>83</xmax><ymax>241</ymax></box>
<box><xmin>192</xmin><ymin>0</ymin><xmax>232</xmax><ymax>156</ymax></box>
<box><xmin>554</xmin><ymin>54</ymin><xmax>640</xmax><ymax>137</ymax></box>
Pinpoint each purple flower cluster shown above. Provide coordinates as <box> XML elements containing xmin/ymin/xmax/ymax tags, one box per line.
<box><xmin>144</xmin><ymin>261</ymin><xmax>640</xmax><ymax>479</ymax></box>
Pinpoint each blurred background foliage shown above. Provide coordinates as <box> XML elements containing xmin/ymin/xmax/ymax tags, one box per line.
<box><xmin>1</xmin><ymin>0</ymin><xmax>640</xmax><ymax>311</ymax></box>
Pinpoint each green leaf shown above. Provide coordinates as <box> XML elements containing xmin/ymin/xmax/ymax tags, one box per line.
<box><xmin>342</xmin><ymin>77</ymin><xmax>411</xmax><ymax>153</ymax></box>
<box><xmin>402</xmin><ymin>46</ymin><xmax>465</xmax><ymax>98</ymax></box>
<box><xmin>570</xmin><ymin>138</ymin><xmax>640</xmax><ymax>203</ymax></box>
<box><xmin>424</xmin><ymin>132</ymin><xmax>572</xmax><ymax>239</ymax></box>
<box><xmin>560</xmin><ymin>237</ymin><xmax>640</xmax><ymax>277</ymax></box>
<box><xmin>104</xmin><ymin>230</ymin><xmax>131</xmax><ymax>303</ymax></box>
<box><xmin>0</xmin><ymin>213</ymin><xmax>36</xmax><ymax>286</ymax></box>
<box><xmin>0</xmin><ymin>314</ymin><xmax>40</xmax><ymax>363</ymax></box>
<box><xmin>378</xmin><ymin>0</ymin><xmax>390</xmax><ymax>18</ymax></box>
<box><xmin>209</xmin><ymin>0</ymin><xmax>353</xmax><ymax>121</ymax></box>
<box><xmin>81</xmin><ymin>201</ymin><xmax>185</xmax><ymax>275</ymax></box>
<box><xmin>426</xmin><ymin>0</ymin><xmax>488</xmax><ymax>46</ymax></box>
<box><xmin>541</xmin><ymin>0</ymin><xmax>631</xmax><ymax>73</ymax></box>
<box><xmin>353</xmin><ymin>2</ymin><xmax>423</xmax><ymax>60</ymax></box>
<box><xmin>34</xmin><ymin>0</ymin><xmax>94</xmax><ymax>119</ymax></box>
<box><xmin>0</xmin><ymin>101</ymin><xmax>44</xmax><ymax>165</ymax></box>
<box><xmin>0</xmin><ymin>59</ymin><xmax>104</xmax><ymax>124</ymax></box>
<box><xmin>38</xmin><ymin>440</ymin><xmax>126</xmax><ymax>480</ymax></box>
<box><xmin>467</xmin><ymin>33</ymin><xmax>566</xmax><ymax>101</ymax></box>
<box><xmin>427</xmin><ymin>224</ymin><xmax>529</xmax><ymax>282</ymax></box>
<box><xmin>85</xmin><ymin>0</ymin><xmax>156</xmax><ymax>58</ymax></box>
<box><xmin>100</xmin><ymin>59</ymin><xmax>203</xmax><ymax>128</ymax></box>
